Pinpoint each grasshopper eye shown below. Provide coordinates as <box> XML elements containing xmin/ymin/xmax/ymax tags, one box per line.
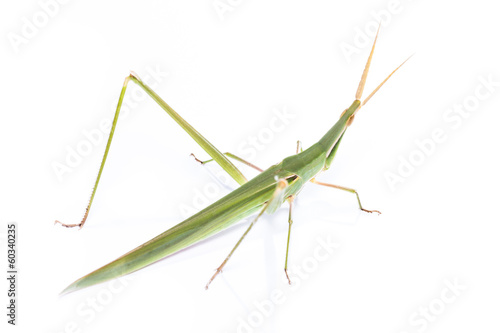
<box><xmin>347</xmin><ymin>115</ymin><xmax>355</xmax><ymax>126</ymax></box>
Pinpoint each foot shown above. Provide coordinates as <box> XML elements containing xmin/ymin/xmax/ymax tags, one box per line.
<box><xmin>361</xmin><ymin>208</ymin><xmax>381</xmax><ymax>215</ymax></box>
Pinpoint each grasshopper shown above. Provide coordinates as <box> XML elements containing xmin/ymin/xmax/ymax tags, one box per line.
<box><xmin>57</xmin><ymin>28</ymin><xmax>409</xmax><ymax>294</ymax></box>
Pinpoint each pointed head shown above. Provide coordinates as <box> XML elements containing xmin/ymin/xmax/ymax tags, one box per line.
<box><xmin>319</xmin><ymin>26</ymin><xmax>410</xmax><ymax>170</ymax></box>
<box><xmin>339</xmin><ymin>99</ymin><xmax>361</xmax><ymax>127</ymax></box>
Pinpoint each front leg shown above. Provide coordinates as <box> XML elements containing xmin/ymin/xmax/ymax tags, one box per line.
<box><xmin>310</xmin><ymin>179</ymin><xmax>381</xmax><ymax>214</ymax></box>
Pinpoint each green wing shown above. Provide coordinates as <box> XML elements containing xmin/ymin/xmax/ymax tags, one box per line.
<box><xmin>61</xmin><ymin>163</ymin><xmax>296</xmax><ymax>294</ymax></box>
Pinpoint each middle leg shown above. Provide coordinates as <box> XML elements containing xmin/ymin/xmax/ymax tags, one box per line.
<box><xmin>205</xmin><ymin>178</ymin><xmax>290</xmax><ymax>289</ymax></box>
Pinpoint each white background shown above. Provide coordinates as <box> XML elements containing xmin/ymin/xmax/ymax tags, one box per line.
<box><xmin>1</xmin><ymin>1</ymin><xmax>500</xmax><ymax>332</ymax></box>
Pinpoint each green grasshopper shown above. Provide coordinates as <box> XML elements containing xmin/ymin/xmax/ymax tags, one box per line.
<box><xmin>57</xmin><ymin>29</ymin><xmax>409</xmax><ymax>295</ymax></box>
